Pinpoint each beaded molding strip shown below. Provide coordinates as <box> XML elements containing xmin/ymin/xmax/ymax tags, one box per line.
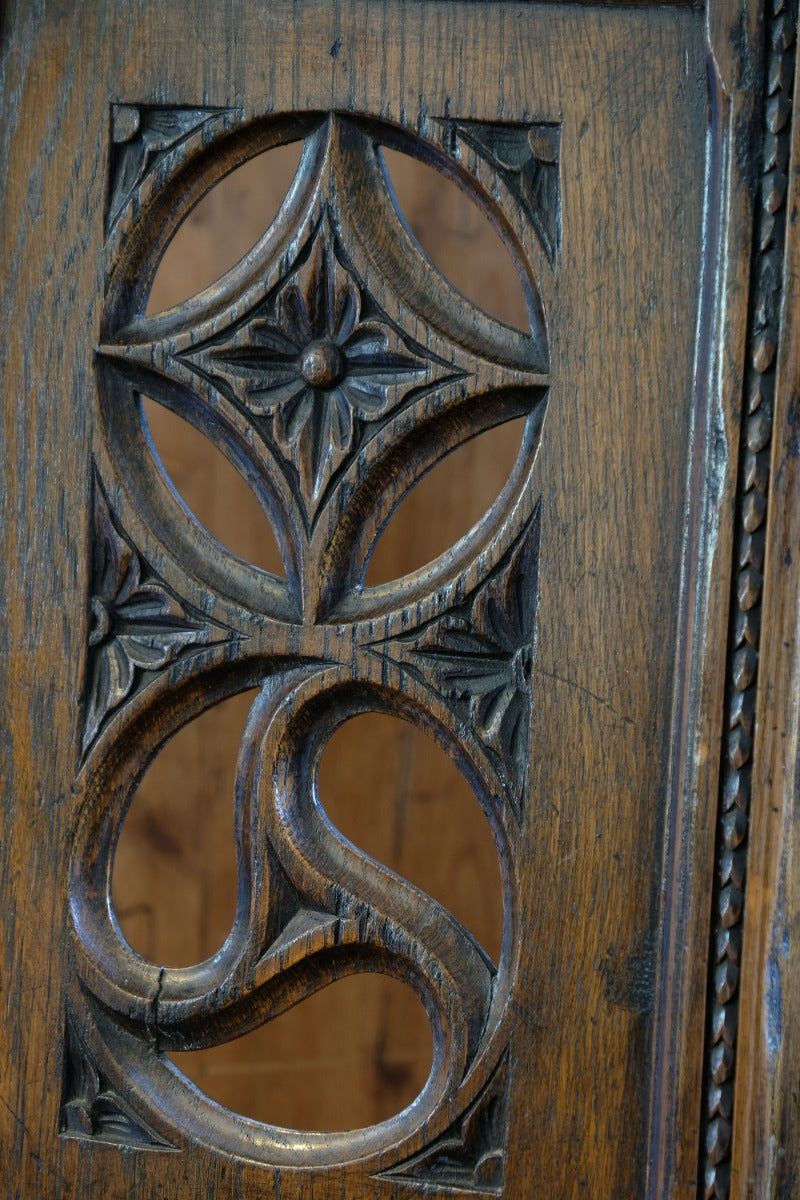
<box><xmin>700</xmin><ymin>6</ymin><xmax>797</xmax><ymax>1196</ymax></box>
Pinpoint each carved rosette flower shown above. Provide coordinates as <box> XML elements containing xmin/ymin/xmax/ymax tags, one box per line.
<box><xmin>84</xmin><ymin>490</ymin><xmax>215</xmax><ymax>750</ymax></box>
<box><xmin>193</xmin><ymin>226</ymin><xmax>430</xmax><ymax>506</ymax></box>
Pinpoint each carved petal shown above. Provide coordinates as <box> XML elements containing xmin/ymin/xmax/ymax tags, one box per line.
<box><xmin>281</xmin><ymin>283</ymin><xmax>313</xmax><ymax>343</ymax></box>
<box><xmin>246</xmin><ymin>376</ymin><xmax>306</xmax><ymax>414</ymax></box>
<box><xmin>277</xmin><ymin>387</ymin><xmax>315</xmax><ymax>445</ymax></box>
<box><xmin>332</xmin><ymin>280</ymin><xmax>360</xmax><ymax>341</ymax></box>
<box><xmin>342</xmin><ymin>378</ymin><xmax>389</xmax><ymax>414</ymax></box>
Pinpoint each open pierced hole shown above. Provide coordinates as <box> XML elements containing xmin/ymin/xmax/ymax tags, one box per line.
<box><xmin>365</xmin><ymin>416</ymin><xmax>526</xmax><ymax>586</ymax></box>
<box><xmin>142</xmin><ymin>396</ymin><xmax>284</xmax><ymax>575</ymax></box>
<box><xmin>319</xmin><ymin>713</ymin><xmax>503</xmax><ymax>964</ymax></box>
<box><xmin>146</xmin><ymin>142</ymin><xmax>303</xmax><ymax>314</ymax></box>
<box><xmin>113</xmin><ymin>689</ymin><xmax>257</xmax><ymax>968</ymax></box>
<box><xmin>169</xmin><ymin>974</ymin><xmax>432</xmax><ymax>1130</ymax></box>
<box><xmin>380</xmin><ymin>147</ymin><xmax>529</xmax><ymax>331</ymax></box>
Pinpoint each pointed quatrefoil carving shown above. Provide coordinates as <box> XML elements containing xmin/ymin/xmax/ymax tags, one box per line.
<box><xmin>179</xmin><ymin>214</ymin><xmax>452</xmax><ymax>515</ymax></box>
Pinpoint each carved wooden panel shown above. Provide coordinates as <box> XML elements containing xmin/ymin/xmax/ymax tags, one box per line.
<box><xmin>3</xmin><ymin>2</ymin><xmax>799</xmax><ymax>1198</ymax></box>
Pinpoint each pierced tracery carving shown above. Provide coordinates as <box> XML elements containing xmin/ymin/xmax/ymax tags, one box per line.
<box><xmin>72</xmin><ymin>106</ymin><xmax>557</xmax><ymax>1176</ymax></box>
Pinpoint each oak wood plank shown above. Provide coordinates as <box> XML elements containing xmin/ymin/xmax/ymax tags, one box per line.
<box><xmin>0</xmin><ymin>3</ymin><xmax>770</xmax><ymax>1198</ymax></box>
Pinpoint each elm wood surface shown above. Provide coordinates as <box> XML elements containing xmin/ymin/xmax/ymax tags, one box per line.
<box><xmin>0</xmin><ymin>3</ymin><xmax>794</xmax><ymax>1199</ymax></box>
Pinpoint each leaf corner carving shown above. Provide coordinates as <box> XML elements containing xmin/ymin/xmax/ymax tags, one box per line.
<box><xmin>60</xmin><ymin>1015</ymin><xmax>176</xmax><ymax>1151</ymax></box>
<box><xmin>107</xmin><ymin>103</ymin><xmax>233</xmax><ymax>233</ymax></box>
<box><xmin>83</xmin><ymin>479</ymin><xmax>231</xmax><ymax>753</ymax></box>
<box><xmin>378</xmin><ymin>1055</ymin><xmax>509</xmax><ymax>1194</ymax></box>
<box><xmin>436</xmin><ymin>118</ymin><xmax>562</xmax><ymax>264</ymax></box>
<box><xmin>372</xmin><ymin>506</ymin><xmax>542</xmax><ymax>817</ymax></box>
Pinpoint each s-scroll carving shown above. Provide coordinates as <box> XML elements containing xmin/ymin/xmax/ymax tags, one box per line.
<box><xmin>67</xmin><ymin>107</ymin><xmax>558</xmax><ymax>1184</ymax></box>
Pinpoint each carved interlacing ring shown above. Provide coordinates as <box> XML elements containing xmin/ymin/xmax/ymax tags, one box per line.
<box><xmin>67</xmin><ymin>110</ymin><xmax>555</xmax><ymax>1182</ymax></box>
